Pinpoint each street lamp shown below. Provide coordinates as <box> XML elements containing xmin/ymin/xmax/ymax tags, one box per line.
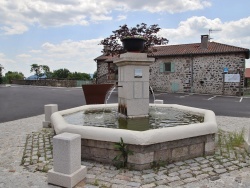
<box><xmin>0</xmin><ymin>64</ymin><xmax>4</xmax><ymax>84</ymax></box>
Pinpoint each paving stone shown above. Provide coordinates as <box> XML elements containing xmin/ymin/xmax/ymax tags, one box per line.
<box><xmin>179</xmin><ymin>165</ymin><xmax>191</xmax><ymax>170</ymax></box>
<box><xmin>166</xmin><ymin>164</ymin><xmax>175</xmax><ymax>169</ymax></box>
<box><xmin>196</xmin><ymin>174</ymin><xmax>209</xmax><ymax>180</ymax></box>
<box><xmin>141</xmin><ymin>183</ymin><xmax>156</xmax><ymax>188</ymax></box>
<box><xmin>223</xmin><ymin>162</ymin><xmax>233</xmax><ymax>167</ymax></box>
<box><xmin>189</xmin><ymin>163</ymin><xmax>199</xmax><ymax>167</ymax></box>
<box><xmin>182</xmin><ymin>177</ymin><xmax>197</xmax><ymax>183</ymax></box>
<box><xmin>166</xmin><ymin>176</ymin><xmax>180</xmax><ymax>182</ymax></box>
<box><xmin>184</xmin><ymin>159</ymin><xmax>196</xmax><ymax>164</ymax></box>
<box><xmin>190</xmin><ymin>166</ymin><xmax>200</xmax><ymax>171</ymax></box>
<box><xmin>214</xmin><ymin>168</ymin><xmax>227</xmax><ymax>174</ymax></box>
<box><xmin>180</xmin><ymin>173</ymin><xmax>193</xmax><ymax>179</ymax></box>
<box><xmin>168</xmin><ymin>180</ymin><xmax>184</xmax><ymax>186</ymax></box>
<box><xmin>195</xmin><ymin>157</ymin><xmax>206</xmax><ymax>162</ymax></box>
<box><xmin>168</xmin><ymin>172</ymin><xmax>179</xmax><ymax>177</ymax></box>
<box><xmin>238</xmin><ymin>163</ymin><xmax>249</xmax><ymax>167</ymax></box>
<box><xmin>199</xmin><ymin>160</ymin><xmax>210</xmax><ymax>164</ymax></box>
<box><xmin>174</xmin><ymin>162</ymin><xmax>185</xmax><ymax>166</ymax></box>
<box><xmin>179</xmin><ymin>169</ymin><xmax>191</xmax><ymax>174</ymax></box>
<box><xmin>142</xmin><ymin>173</ymin><xmax>157</xmax><ymax>179</ymax></box>
<box><xmin>155</xmin><ymin>179</ymin><xmax>169</xmax><ymax>185</ymax></box>
<box><xmin>155</xmin><ymin>185</ymin><xmax>169</xmax><ymax>188</ymax></box>
<box><xmin>202</xmin><ymin>167</ymin><xmax>213</xmax><ymax>172</ymax></box>
<box><xmin>155</xmin><ymin>175</ymin><xmax>168</xmax><ymax>181</ymax></box>
<box><xmin>210</xmin><ymin>176</ymin><xmax>220</xmax><ymax>181</ymax></box>
<box><xmin>200</xmin><ymin>164</ymin><xmax>210</xmax><ymax>168</ymax></box>
<box><xmin>126</xmin><ymin>181</ymin><xmax>141</xmax><ymax>187</ymax></box>
<box><xmin>192</xmin><ymin>171</ymin><xmax>203</xmax><ymax>176</ymax></box>
<box><xmin>142</xmin><ymin>177</ymin><xmax>156</xmax><ymax>184</ymax></box>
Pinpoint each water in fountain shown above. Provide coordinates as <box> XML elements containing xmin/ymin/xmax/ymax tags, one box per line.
<box><xmin>150</xmin><ymin>85</ymin><xmax>162</xmax><ymax>116</ymax></box>
<box><xmin>63</xmin><ymin>106</ymin><xmax>204</xmax><ymax>131</ymax></box>
<box><xmin>95</xmin><ymin>85</ymin><xmax>116</xmax><ymax>119</ymax></box>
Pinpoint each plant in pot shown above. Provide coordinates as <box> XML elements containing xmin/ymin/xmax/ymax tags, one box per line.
<box><xmin>100</xmin><ymin>23</ymin><xmax>169</xmax><ymax>56</ymax></box>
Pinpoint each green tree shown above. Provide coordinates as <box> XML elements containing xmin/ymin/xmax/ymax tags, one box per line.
<box><xmin>30</xmin><ymin>64</ymin><xmax>50</xmax><ymax>79</ymax></box>
<box><xmin>52</xmin><ymin>68</ymin><xmax>70</xmax><ymax>79</ymax></box>
<box><xmin>68</xmin><ymin>72</ymin><xmax>91</xmax><ymax>80</ymax></box>
<box><xmin>4</xmin><ymin>71</ymin><xmax>24</xmax><ymax>84</ymax></box>
<box><xmin>93</xmin><ymin>71</ymin><xmax>97</xmax><ymax>79</ymax></box>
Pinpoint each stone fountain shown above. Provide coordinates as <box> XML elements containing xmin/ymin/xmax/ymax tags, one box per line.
<box><xmin>51</xmin><ymin>52</ymin><xmax>217</xmax><ymax>170</ymax></box>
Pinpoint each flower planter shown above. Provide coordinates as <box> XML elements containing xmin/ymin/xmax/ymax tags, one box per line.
<box><xmin>121</xmin><ymin>37</ymin><xmax>146</xmax><ymax>52</ymax></box>
<box><xmin>82</xmin><ymin>84</ymin><xmax>114</xmax><ymax>104</ymax></box>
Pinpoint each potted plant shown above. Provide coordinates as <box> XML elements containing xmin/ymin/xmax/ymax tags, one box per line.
<box><xmin>100</xmin><ymin>23</ymin><xmax>169</xmax><ymax>56</ymax></box>
<box><xmin>121</xmin><ymin>36</ymin><xmax>146</xmax><ymax>52</ymax></box>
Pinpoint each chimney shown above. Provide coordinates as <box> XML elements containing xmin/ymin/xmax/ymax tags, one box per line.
<box><xmin>201</xmin><ymin>35</ymin><xmax>209</xmax><ymax>49</ymax></box>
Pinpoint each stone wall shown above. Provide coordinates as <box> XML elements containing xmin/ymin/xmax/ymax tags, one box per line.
<box><xmin>12</xmin><ymin>79</ymin><xmax>91</xmax><ymax>87</ymax></box>
<box><xmin>97</xmin><ymin>53</ymin><xmax>245</xmax><ymax>95</ymax></box>
<box><xmin>96</xmin><ymin>62</ymin><xmax>109</xmax><ymax>84</ymax></box>
<box><xmin>81</xmin><ymin>134</ymin><xmax>215</xmax><ymax>170</ymax></box>
<box><xmin>150</xmin><ymin>53</ymin><xmax>245</xmax><ymax>95</ymax></box>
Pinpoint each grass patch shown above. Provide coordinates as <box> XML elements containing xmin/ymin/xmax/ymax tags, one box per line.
<box><xmin>217</xmin><ymin>128</ymin><xmax>246</xmax><ymax>160</ymax></box>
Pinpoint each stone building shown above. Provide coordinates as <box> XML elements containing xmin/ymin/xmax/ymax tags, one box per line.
<box><xmin>94</xmin><ymin>35</ymin><xmax>249</xmax><ymax>95</ymax></box>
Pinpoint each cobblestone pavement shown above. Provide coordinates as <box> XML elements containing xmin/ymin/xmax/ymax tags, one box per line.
<box><xmin>0</xmin><ymin>115</ymin><xmax>250</xmax><ymax>188</ymax></box>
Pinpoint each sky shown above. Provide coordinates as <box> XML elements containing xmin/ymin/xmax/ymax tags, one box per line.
<box><xmin>0</xmin><ymin>0</ymin><xmax>250</xmax><ymax>77</ymax></box>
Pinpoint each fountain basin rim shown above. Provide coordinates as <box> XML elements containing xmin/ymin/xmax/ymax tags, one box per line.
<box><xmin>51</xmin><ymin>103</ymin><xmax>217</xmax><ymax>145</ymax></box>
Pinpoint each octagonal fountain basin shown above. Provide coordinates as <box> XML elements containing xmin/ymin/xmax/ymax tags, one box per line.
<box><xmin>51</xmin><ymin>103</ymin><xmax>217</xmax><ymax>170</ymax></box>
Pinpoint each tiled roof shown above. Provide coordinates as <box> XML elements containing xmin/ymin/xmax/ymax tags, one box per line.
<box><xmin>94</xmin><ymin>42</ymin><xmax>249</xmax><ymax>62</ymax></box>
<box><xmin>94</xmin><ymin>55</ymin><xmax>119</xmax><ymax>62</ymax></box>
<box><xmin>149</xmin><ymin>42</ymin><xmax>249</xmax><ymax>58</ymax></box>
<box><xmin>245</xmin><ymin>68</ymin><xmax>250</xmax><ymax>78</ymax></box>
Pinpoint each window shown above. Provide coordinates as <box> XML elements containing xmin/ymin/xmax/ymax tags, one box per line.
<box><xmin>160</xmin><ymin>62</ymin><xmax>175</xmax><ymax>73</ymax></box>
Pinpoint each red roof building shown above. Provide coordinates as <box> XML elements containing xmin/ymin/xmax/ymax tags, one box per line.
<box><xmin>95</xmin><ymin>35</ymin><xmax>249</xmax><ymax>95</ymax></box>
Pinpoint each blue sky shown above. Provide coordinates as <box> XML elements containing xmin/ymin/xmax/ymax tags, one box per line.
<box><xmin>0</xmin><ymin>0</ymin><xmax>249</xmax><ymax>77</ymax></box>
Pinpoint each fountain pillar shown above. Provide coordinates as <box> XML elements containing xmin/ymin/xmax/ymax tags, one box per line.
<box><xmin>114</xmin><ymin>53</ymin><xmax>155</xmax><ymax>118</ymax></box>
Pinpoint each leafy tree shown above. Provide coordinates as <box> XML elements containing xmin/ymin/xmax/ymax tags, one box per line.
<box><xmin>68</xmin><ymin>72</ymin><xmax>91</xmax><ymax>80</ymax></box>
<box><xmin>93</xmin><ymin>71</ymin><xmax>97</xmax><ymax>79</ymax></box>
<box><xmin>52</xmin><ymin>68</ymin><xmax>70</xmax><ymax>79</ymax></box>
<box><xmin>4</xmin><ymin>71</ymin><xmax>24</xmax><ymax>84</ymax></box>
<box><xmin>100</xmin><ymin>23</ymin><xmax>169</xmax><ymax>55</ymax></box>
<box><xmin>30</xmin><ymin>64</ymin><xmax>50</xmax><ymax>78</ymax></box>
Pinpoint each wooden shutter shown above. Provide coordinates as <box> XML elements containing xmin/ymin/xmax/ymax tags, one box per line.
<box><xmin>171</xmin><ymin>62</ymin><xmax>175</xmax><ymax>72</ymax></box>
<box><xmin>159</xmin><ymin>63</ymin><xmax>164</xmax><ymax>73</ymax></box>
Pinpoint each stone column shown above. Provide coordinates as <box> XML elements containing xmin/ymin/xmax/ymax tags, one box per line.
<box><xmin>245</xmin><ymin>129</ymin><xmax>250</xmax><ymax>152</ymax></box>
<box><xmin>43</xmin><ymin>104</ymin><xmax>58</xmax><ymax>128</ymax></box>
<box><xmin>114</xmin><ymin>53</ymin><xmax>155</xmax><ymax>118</ymax></box>
<box><xmin>48</xmin><ymin>133</ymin><xmax>87</xmax><ymax>188</ymax></box>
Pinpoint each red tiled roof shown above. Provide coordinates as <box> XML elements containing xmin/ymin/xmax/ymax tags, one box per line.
<box><xmin>149</xmin><ymin>42</ymin><xmax>249</xmax><ymax>58</ymax></box>
<box><xmin>95</xmin><ymin>42</ymin><xmax>249</xmax><ymax>62</ymax></box>
<box><xmin>245</xmin><ymin>68</ymin><xmax>250</xmax><ymax>78</ymax></box>
<box><xmin>94</xmin><ymin>55</ymin><xmax>119</xmax><ymax>62</ymax></box>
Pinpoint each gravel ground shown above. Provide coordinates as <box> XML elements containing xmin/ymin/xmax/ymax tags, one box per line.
<box><xmin>0</xmin><ymin>115</ymin><xmax>249</xmax><ymax>188</ymax></box>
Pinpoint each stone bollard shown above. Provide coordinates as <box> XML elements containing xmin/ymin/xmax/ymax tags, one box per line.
<box><xmin>48</xmin><ymin>133</ymin><xmax>87</xmax><ymax>188</ymax></box>
<box><xmin>43</xmin><ymin>104</ymin><xmax>58</xmax><ymax>128</ymax></box>
<box><xmin>154</xmin><ymin>100</ymin><xmax>164</xmax><ymax>104</ymax></box>
<box><xmin>244</xmin><ymin>129</ymin><xmax>250</xmax><ymax>152</ymax></box>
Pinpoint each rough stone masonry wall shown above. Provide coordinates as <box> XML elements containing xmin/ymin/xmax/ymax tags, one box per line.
<box><xmin>97</xmin><ymin>61</ymin><xmax>108</xmax><ymax>83</ymax></box>
<box><xmin>81</xmin><ymin>134</ymin><xmax>215</xmax><ymax>170</ymax></box>
<box><xmin>150</xmin><ymin>53</ymin><xmax>245</xmax><ymax>95</ymax></box>
<box><xmin>12</xmin><ymin>79</ymin><xmax>77</xmax><ymax>87</ymax></box>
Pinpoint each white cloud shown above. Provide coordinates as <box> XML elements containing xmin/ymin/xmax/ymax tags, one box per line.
<box><xmin>116</xmin><ymin>15</ymin><xmax>127</xmax><ymax>21</ymax></box>
<box><xmin>159</xmin><ymin>16</ymin><xmax>250</xmax><ymax>67</ymax></box>
<box><xmin>159</xmin><ymin>16</ymin><xmax>250</xmax><ymax>47</ymax></box>
<box><xmin>0</xmin><ymin>53</ymin><xmax>21</xmax><ymax>75</ymax></box>
<box><xmin>17</xmin><ymin>54</ymin><xmax>31</xmax><ymax>58</ymax></box>
<box><xmin>0</xmin><ymin>23</ymin><xmax>28</xmax><ymax>35</ymax></box>
<box><xmin>4</xmin><ymin>38</ymin><xmax>103</xmax><ymax>77</ymax></box>
<box><xmin>29</xmin><ymin>50</ymin><xmax>42</xmax><ymax>54</ymax></box>
<box><xmin>121</xmin><ymin>0</ymin><xmax>211</xmax><ymax>13</ymax></box>
<box><xmin>0</xmin><ymin>0</ymin><xmax>212</xmax><ymax>35</ymax></box>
